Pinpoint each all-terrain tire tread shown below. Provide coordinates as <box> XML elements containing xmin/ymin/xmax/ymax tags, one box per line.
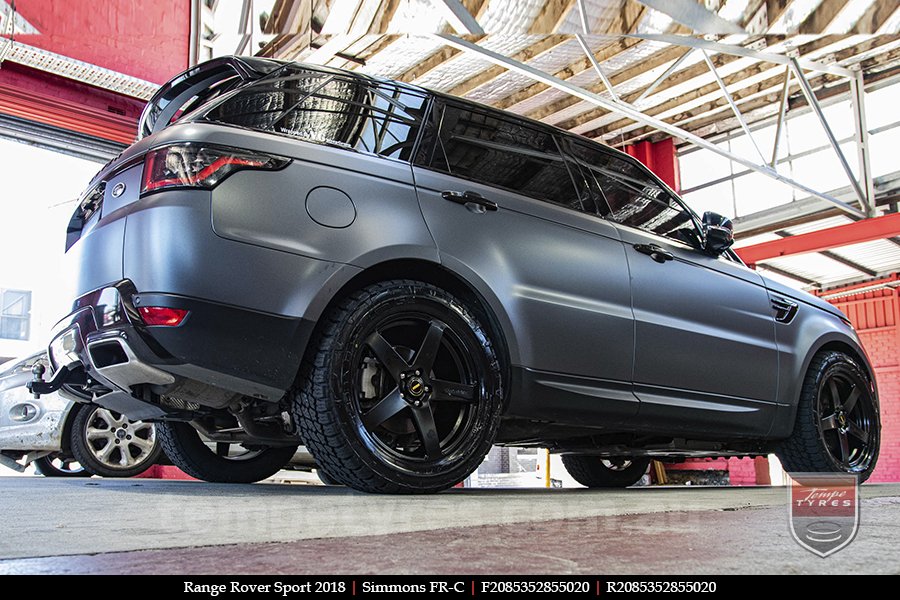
<box><xmin>294</xmin><ymin>280</ymin><xmax>502</xmax><ymax>494</ymax></box>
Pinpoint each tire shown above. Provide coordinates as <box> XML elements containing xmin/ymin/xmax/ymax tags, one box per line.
<box><xmin>561</xmin><ymin>455</ymin><xmax>650</xmax><ymax>488</ymax></box>
<box><xmin>777</xmin><ymin>351</ymin><xmax>880</xmax><ymax>482</ymax></box>
<box><xmin>70</xmin><ymin>405</ymin><xmax>163</xmax><ymax>477</ymax></box>
<box><xmin>33</xmin><ymin>454</ymin><xmax>90</xmax><ymax>477</ymax></box>
<box><xmin>316</xmin><ymin>469</ymin><xmax>341</xmax><ymax>486</ymax></box>
<box><xmin>295</xmin><ymin>280</ymin><xmax>504</xmax><ymax>494</ymax></box>
<box><xmin>157</xmin><ymin>421</ymin><xmax>297</xmax><ymax>483</ymax></box>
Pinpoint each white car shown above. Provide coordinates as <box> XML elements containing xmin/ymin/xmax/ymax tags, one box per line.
<box><xmin>0</xmin><ymin>352</ymin><xmax>162</xmax><ymax>477</ymax></box>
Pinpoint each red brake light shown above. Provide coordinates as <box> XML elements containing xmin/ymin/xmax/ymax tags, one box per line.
<box><xmin>138</xmin><ymin>306</ymin><xmax>190</xmax><ymax>327</ymax></box>
<box><xmin>141</xmin><ymin>144</ymin><xmax>289</xmax><ymax>193</ymax></box>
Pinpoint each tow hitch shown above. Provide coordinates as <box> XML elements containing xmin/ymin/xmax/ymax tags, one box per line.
<box><xmin>27</xmin><ymin>362</ymin><xmax>87</xmax><ymax>398</ymax></box>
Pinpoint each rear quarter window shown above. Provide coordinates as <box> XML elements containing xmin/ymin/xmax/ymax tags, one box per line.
<box><xmin>202</xmin><ymin>67</ymin><xmax>426</xmax><ymax>162</ymax></box>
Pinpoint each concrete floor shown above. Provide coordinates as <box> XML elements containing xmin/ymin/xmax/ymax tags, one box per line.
<box><xmin>0</xmin><ymin>477</ymin><xmax>898</xmax><ymax>574</ymax></box>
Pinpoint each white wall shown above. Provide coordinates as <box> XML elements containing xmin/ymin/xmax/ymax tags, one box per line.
<box><xmin>0</xmin><ymin>138</ymin><xmax>99</xmax><ymax>360</ymax></box>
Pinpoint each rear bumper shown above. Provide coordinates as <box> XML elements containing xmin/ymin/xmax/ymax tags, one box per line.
<box><xmin>48</xmin><ymin>280</ymin><xmax>315</xmax><ymax>416</ymax></box>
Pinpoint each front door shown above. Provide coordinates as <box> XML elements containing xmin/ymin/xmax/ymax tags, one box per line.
<box><xmin>562</xmin><ymin>138</ymin><xmax>779</xmax><ymax>436</ymax></box>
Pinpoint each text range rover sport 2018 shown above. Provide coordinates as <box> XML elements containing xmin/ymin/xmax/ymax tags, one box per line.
<box><xmin>32</xmin><ymin>56</ymin><xmax>880</xmax><ymax>492</ymax></box>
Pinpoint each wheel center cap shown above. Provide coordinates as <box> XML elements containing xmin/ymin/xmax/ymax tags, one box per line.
<box><xmin>115</xmin><ymin>428</ymin><xmax>127</xmax><ymax>440</ymax></box>
<box><xmin>406</xmin><ymin>376</ymin><xmax>426</xmax><ymax>398</ymax></box>
<box><xmin>838</xmin><ymin>412</ymin><xmax>847</xmax><ymax>426</ymax></box>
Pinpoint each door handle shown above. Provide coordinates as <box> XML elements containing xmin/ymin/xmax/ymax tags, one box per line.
<box><xmin>633</xmin><ymin>243</ymin><xmax>674</xmax><ymax>263</ymax></box>
<box><xmin>441</xmin><ymin>190</ymin><xmax>499</xmax><ymax>212</ymax></box>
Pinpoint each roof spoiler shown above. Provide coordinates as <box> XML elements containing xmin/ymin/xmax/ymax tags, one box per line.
<box><xmin>137</xmin><ymin>56</ymin><xmax>286</xmax><ymax>140</ymax></box>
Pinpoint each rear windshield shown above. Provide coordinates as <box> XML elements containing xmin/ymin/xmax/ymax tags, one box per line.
<box><xmin>199</xmin><ymin>66</ymin><xmax>427</xmax><ymax>162</ymax></box>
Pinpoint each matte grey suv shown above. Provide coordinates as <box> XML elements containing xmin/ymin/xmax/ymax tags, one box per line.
<box><xmin>33</xmin><ymin>56</ymin><xmax>880</xmax><ymax>492</ymax></box>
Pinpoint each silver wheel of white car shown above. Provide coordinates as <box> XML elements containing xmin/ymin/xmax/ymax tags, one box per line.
<box><xmin>70</xmin><ymin>405</ymin><xmax>162</xmax><ymax>477</ymax></box>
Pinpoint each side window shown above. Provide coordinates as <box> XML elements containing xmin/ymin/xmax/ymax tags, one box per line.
<box><xmin>415</xmin><ymin>102</ymin><xmax>582</xmax><ymax>209</ymax></box>
<box><xmin>564</xmin><ymin>140</ymin><xmax>701</xmax><ymax>247</ymax></box>
<box><xmin>0</xmin><ymin>289</ymin><xmax>31</xmax><ymax>341</ymax></box>
<box><xmin>203</xmin><ymin>67</ymin><xmax>425</xmax><ymax>161</ymax></box>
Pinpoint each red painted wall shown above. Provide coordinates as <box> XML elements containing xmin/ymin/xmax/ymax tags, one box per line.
<box><xmin>10</xmin><ymin>0</ymin><xmax>190</xmax><ymax>84</ymax></box>
<box><xmin>823</xmin><ymin>277</ymin><xmax>900</xmax><ymax>483</ymax></box>
<box><xmin>0</xmin><ymin>1</ymin><xmax>190</xmax><ymax>142</ymax></box>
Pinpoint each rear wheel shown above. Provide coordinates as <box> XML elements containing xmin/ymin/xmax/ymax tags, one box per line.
<box><xmin>157</xmin><ymin>421</ymin><xmax>297</xmax><ymax>483</ymax></box>
<box><xmin>777</xmin><ymin>351</ymin><xmax>880</xmax><ymax>482</ymax></box>
<box><xmin>295</xmin><ymin>280</ymin><xmax>504</xmax><ymax>494</ymax></box>
<box><xmin>70</xmin><ymin>405</ymin><xmax>162</xmax><ymax>477</ymax></box>
<box><xmin>33</xmin><ymin>454</ymin><xmax>90</xmax><ymax>477</ymax></box>
<box><xmin>561</xmin><ymin>455</ymin><xmax>650</xmax><ymax>488</ymax></box>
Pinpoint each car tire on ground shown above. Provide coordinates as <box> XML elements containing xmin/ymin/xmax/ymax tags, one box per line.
<box><xmin>33</xmin><ymin>454</ymin><xmax>91</xmax><ymax>477</ymax></box>
<box><xmin>316</xmin><ymin>469</ymin><xmax>341</xmax><ymax>486</ymax></box>
<box><xmin>70</xmin><ymin>405</ymin><xmax>163</xmax><ymax>478</ymax></box>
<box><xmin>157</xmin><ymin>421</ymin><xmax>297</xmax><ymax>483</ymax></box>
<box><xmin>777</xmin><ymin>351</ymin><xmax>880</xmax><ymax>482</ymax></box>
<box><xmin>561</xmin><ymin>455</ymin><xmax>651</xmax><ymax>488</ymax></box>
<box><xmin>295</xmin><ymin>280</ymin><xmax>504</xmax><ymax>494</ymax></box>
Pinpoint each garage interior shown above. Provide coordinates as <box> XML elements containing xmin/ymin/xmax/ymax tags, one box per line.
<box><xmin>1</xmin><ymin>0</ymin><xmax>900</xmax><ymax>574</ymax></box>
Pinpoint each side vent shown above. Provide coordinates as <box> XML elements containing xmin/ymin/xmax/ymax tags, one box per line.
<box><xmin>771</xmin><ymin>296</ymin><xmax>799</xmax><ymax>324</ymax></box>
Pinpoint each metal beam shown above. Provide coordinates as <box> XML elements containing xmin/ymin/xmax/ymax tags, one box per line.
<box><xmin>770</xmin><ymin>67</ymin><xmax>791</xmax><ymax>167</ymax></box>
<box><xmin>849</xmin><ymin>68</ymin><xmax>876</xmax><ymax>215</ymax></box>
<box><xmin>432</xmin><ymin>0</ymin><xmax>484</xmax><ymax>35</ymax></box>
<box><xmin>736</xmin><ymin>212</ymin><xmax>900</xmax><ymax>267</ymax></box>
<box><xmin>635</xmin><ymin>48</ymin><xmax>693</xmax><ymax>104</ymax></box>
<box><xmin>576</xmin><ymin>0</ymin><xmax>591</xmax><ymax>33</ymax></box>
<box><xmin>576</xmin><ymin>0</ymin><xmax>618</xmax><ymax>100</ymax></box>
<box><xmin>576</xmin><ymin>34</ymin><xmax>619</xmax><ymax>101</ymax></box>
<box><xmin>700</xmin><ymin>49</ymin><xmax>767</xmax><ymax>164</ymax></box>
<box><xmin>621</xmin><ymin>33</ymin><xmax>856</xmax><ymax>77</ymax></box>
<box><xmin>433</xmin><ymin>33</ymin><xmax>866</xmax><ymax>219</ymax></box>
<box><xmin>789</xmin><ymin>58</ymin><xmax>870</xmax><ymax>214</ymax></box>
<box><xmin>633</xmin><ymin>0</ymin><xmax>745</xmax><ymax>35</ymax></box>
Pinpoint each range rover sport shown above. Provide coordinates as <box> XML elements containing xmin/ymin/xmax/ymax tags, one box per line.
<box><xmin>32</xmin><ymin>56</ymin><xmax>880</xmax><ymax>492</ymax></box>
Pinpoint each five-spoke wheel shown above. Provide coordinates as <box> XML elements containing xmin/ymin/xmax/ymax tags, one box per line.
<box><xmin>295</xmin><ymin>280</ymin><xmax>503</xmax><ymax>493</ymax></box>
<box><xmin>778</xmin><ymin>351</ymin><xmax>880</xmax><ymax>481</ymax></box>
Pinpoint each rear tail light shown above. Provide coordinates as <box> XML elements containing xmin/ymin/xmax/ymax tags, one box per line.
<box><xmin>141</xmin><ymin>144</ymin><xmax>289</xmax><ymax>193</ymax></box>
<box><xmin>138</xmin><ymin>306</ymin><xmax>190</xmax><ymax>327</ymax></box>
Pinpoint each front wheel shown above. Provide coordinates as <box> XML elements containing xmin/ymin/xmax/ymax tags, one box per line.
<box><xmin>157</xmin><ymin>421</ymin><xmax>297</xmax><ymax>483</ymax></box>
<box><xmin>295</xmin><ymin>280</ymin><xmax>504</xmax><ymax>494</ymax></box>
<box><xmin>561</xmin><ymin>455</ymin><xmax>650</xmax><ymax>488</ymax></box>
<box><xmin>777</xmin><ymin>351</ymin><xmax>880</xmax><ymax>482</ymax></box>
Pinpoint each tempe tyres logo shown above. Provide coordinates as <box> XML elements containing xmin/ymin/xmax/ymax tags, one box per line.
<box><xmin>789</xmin><ymin>473</ymin><xmax>859</xmax><ymax>557</ymax></box>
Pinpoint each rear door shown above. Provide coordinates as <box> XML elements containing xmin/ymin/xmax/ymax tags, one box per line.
<box><xmin>411</xmin><ymin>100</ymin><xmax>638</xmax><ymax>426</ymax></box>
<box><xmin>562</xmin><ymin>139</ymin><xmax>779</xmax><ymax>436</ymax></box>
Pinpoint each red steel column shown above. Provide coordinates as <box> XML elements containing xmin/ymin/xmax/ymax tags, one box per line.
<box><xmin>624</xmin><ymin>138</ymin><xmax>681</xmax><ymax>193</ymax></box>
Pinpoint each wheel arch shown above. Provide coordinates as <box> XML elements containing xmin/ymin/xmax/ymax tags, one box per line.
<box><xmin>59</xmin><ymin>401</ymin><xmax>85</xmax><ymax>456</ymax></box>
<box><xmin>778</xmin><ymin>332</ymin><xmax>877</xmax><ymax>438</ymax></box>
<box><xmin>300</xmin><ymin>257</ymin><xmax>518</xmax><ymax>391</ymax></box>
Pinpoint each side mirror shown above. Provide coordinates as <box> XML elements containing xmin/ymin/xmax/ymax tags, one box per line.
<box><xmin>702</xmin><ymin>211</ymin><xmax>734</xmax><ymax>256</ymax></box>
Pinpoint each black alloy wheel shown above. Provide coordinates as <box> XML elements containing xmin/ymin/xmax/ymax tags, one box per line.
<box><xmin>295</xmin><ymin>280</ymin><xmax>503</xmax><ymax>493</ymax></box>
<box><xmin>778</xmin><ymin>351</ymin><xmax>880</xmax><ymax>481</ymax></box>
<box><xmin>815</xmin><ymin>361</ymin><xmax>878</xmax><ymax>473</ymax></box>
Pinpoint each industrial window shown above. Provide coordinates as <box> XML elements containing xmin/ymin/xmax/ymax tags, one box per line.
<box><xmin>564</xmin><ymin>141</ymin><xmax>700</xmax><ymax>247</ymax></box>
<box><xmin>0</xmin><ymin>289</ymin><xmax>31</xmax><ymax>341</ymax></box>
<box><xmin>417</xmin><ymin>102</ymin><xmax>582</xmax><ymax>209</ymax></box>
<box><xmin>204</xmin><ymin>68</ymin><xmax>426</xmax><ymax>162</ymax></box>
